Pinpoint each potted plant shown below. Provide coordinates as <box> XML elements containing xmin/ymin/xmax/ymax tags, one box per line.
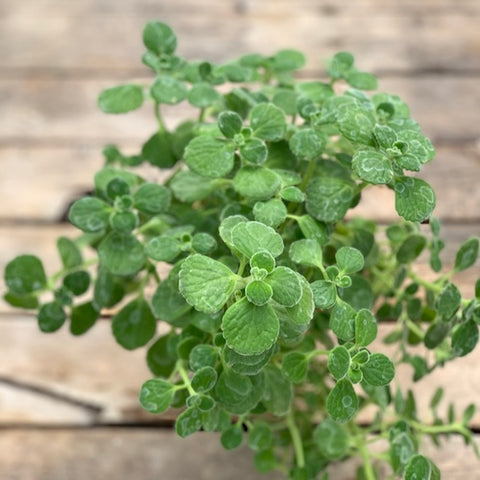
<box><xmin>4</xmin><ymin>21</ymin><xmax>479</xmax><ymax>479</ymax></box>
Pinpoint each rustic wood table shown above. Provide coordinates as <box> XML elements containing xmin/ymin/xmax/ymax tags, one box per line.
<box><xmin>1</xmin><ymin>0</ymin><xmax>479</xmax><ymax>478</ymax></box>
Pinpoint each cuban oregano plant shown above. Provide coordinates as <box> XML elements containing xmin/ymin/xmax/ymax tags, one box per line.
<box><xmin>4</xmin><ymin>21</ymin><xmax>480</xmax><ymax>480</ymax></box>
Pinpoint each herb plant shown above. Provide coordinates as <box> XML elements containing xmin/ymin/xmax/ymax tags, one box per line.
<box><xmin>4</xmin><ymin>21</ymin><xmax>480</xmax><ymax>480</ymax></box>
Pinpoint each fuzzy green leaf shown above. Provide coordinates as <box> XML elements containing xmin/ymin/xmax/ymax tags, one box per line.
<box><xmin>233</xmin><ymin>166</ymin><xmax>282</xmax><ymax>200</ymax></box>
<box><xmin>245</xmin><ymin>280</ymin><xmax>273</xmax><ymax>306</ymax></box>
<box><xmin>140</xmin><ymin>378</ymin><xmax>175</xmax><ymax>414</ymax></box>
<box><xmin>187</xmin><ymin>82</ymin><xmax>221</xmax><ymax>108</ymax></box>
<box><xmin>355</xmin><ymin>309</ymin><xmax>378</xmax><ymax>347</ymax></box>
<box><xmin>265</xmin><ymin>266</ymin><xmax>302</xmax><ymax>307</ymax></box>
<box><xmin>98</xmin><ymin>84</ymin><xmax>144</xmax><ymax>114</ymax></box>
<box><xmin>311</xmin><ymin>280</ymin><xmax>337</xmax><ymax>309</ymax></box>
<box><xmin>336</xmin><ymin>247</ymin><xmax>364</xmax><ymax>274</ymax></box>
<box><xmin>57</xmin><ymin>237</ymin><xmax>82</xmax><ymax>269</ymax></box>
<box><xmin>5</xmin><ymin>255</ymin><xmax>47</xmax><ymax>296</ymax></box>
<box><xmin>361</xmin><ymin>353</ymin><xmax>395</xmax><ymax>386</ymax></box>
<box><xmin>328</xmin><ymin>346</ymin><xmax>351</xmax><ymax>380</ymax></box>
<box><xmin>330</xmin><ymin>302</ymin><xmax>356</xmax><ymax>341</ymax></box>
<box><xmin>98</xmin><ymin>232</ymin><xmax>146</xmax><ymax>276</ymax></box>
<box><xmin>352</xmin><ymin>150</ymin><xmax>393</xmax><ymax>185</ymax></box>
<box><xmin>38</xmin><ymin>302</ymin><xmax>66</xmax><ymax>333</ymax></box>
<box><xmin>452</xmin><ymin>319</ymin><xmax>479</xmax><ymax>357</ymax></box>
<box><xmin>282</xmin><ymin>352</ymin><xmax>308</xmax><ymax>384</ymax></box>
<box><xmin>68</xmin><ymin>197</ymin><xmax>111</xmax><ymax>233</ymax></box>
<box><xmin>218</xmin><ymin>111</ymin><xmax>243</xmax><ymax>138</ymax></box>
<box><xmin>151</xmin><ymin>75</ymin><xmax>188</xmax><ymax>105</ymax></box>
<box><xmin>253</xmin><ymin>199</ymin><xmax>287</xmax><ymax>228</ymax></box>
<box><xmin>262</xmin><ymin>365</ymin><xmax>293</xmax><ymax>416</ymax></box>
<box><xmin>143</xmin><ymin>21</ymin><xmax>177</xmax><ymax>55</ymax></box>
<box><xmin>289</xmin><ymin>128</ymin><xmax>325</xmax><ymax>160</ymax></box>
<box><xmin>250</xmin><ymin>103</ymin><xmax>287</xmax><ymax>141</ymax></box>
<box><xmin>230</xmin><ymin>221</ymin><xmax>284</xmax><ymax>259</ymax></box>
<box><xmin>133</xmin><ymin>183</ymin><xmax>171</xmax><ymax>215</ymax></box>
<box><xmin>240</xmin><ymin>138</ymin><xmax>268</xmax><ymax>165</ymax></box>
<box><xmin>436</xmin><ymin>283</ymin><xmax>461</xmax><ymax>320</ymax></box>
<box><xmin>289</xmin><ymin>239</ymin><xmax>323</xmax><ymax>268</ymax></box>
<box><xmin>326</xmin><ymin>378</ymin><xmax>358</xmax><ymax>423</ymax></box>
<box><xmin>314</xmin><ymin>419</ymin><xmax>349</xmax><ymax>460</ymax></box>
<box><xmin>394</xmin><ymin>177</ymin><xmax>436</xmax><ymax>222</ymax></box>
<box><xmin>454</xmin><ymin>238</ymin><xmax>479</xmax><ymax>272</ymax></box>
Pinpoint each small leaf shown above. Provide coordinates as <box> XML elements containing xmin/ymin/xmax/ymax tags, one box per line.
<box><xmin>330</xmin><ymin>302</ymin><xmax>356</xmax><ymax>341</ymax></box>
<box><xmin>221</xmin><ymin>425</ymin><xmax>243</xmax><ymax>450</ymax></box>
<box><xmin>313</xmin><ymin>419</ymin><xmax>349</xmax><ymax>460</ymax></box>
<box><xmin>57</xmin><ymin>237</ymin><xmax>82</xmax><ymax>269</ymax></box>
<box><xmin>98</xmin><ymin>84</ymin><xmax>144</xmax><ymax>114</ymax></box>
<box><xmin>253</xmin><ymin>199</ymin><xmax>287</xmax><ymax>228</ymax></box>
<box><xmin>436</xmin><ymin>282</ymin><xmax>461</xmax><ymax>320</ymax></box>
<box><xmin>222</xmin><ymin>297</ymin><xmax>279</xmax><ymax>355</ymax></box>
<box><xmin>175</xmin><ymin>406</ymin><xmax>202</xmax><ymax>437</ymax></box>
<box><xmin>224</xmin><ymin>345</ymin><xmax>274</xmax><ymax>376</ymax></box>
<box><xmin>191</xmin><ymin>366</ymin><xmax>218</xmax><ymax>393</ymax></box>
<box><xmin>394</xmin><ymin>177</ymin><xmax>436</xmax><ymax>222</ymax></box>
<box><xmin>405</xmin><ymin>455</ymin><xmax>432</xmax><ymax>480</ymax></box>
<box><xmin>179</xmin><ymin>254</ymin><xmax>238</xmax><ymax>313</ymax></box>
<box><xmin>143</xmin><ymin>21</ymin><xmax>177</xmax><ymax>55</ymax></box>
<box><xmin>282</xmin><ymin>352</ymin><xmax>308</xmax><ymax>383</ymax></box>
<box><xmin>245</xmin><ymin>280</ymin><xmax>273</xmax><ymax>306</ymax></box>
<box><xmin>326</xmin><ymin>378</ymin><xmax>358</xmax><ymax>423</ymax></box>
<box><xmin>262</xmin><ymin>365</ymin><xmax>293</xmax><ymax>416</ymax></box>
<box><xmin>151</xmin><ymin>75</ymin><xmax>188</xmax><ymax>104</ymax></box>
<box><xmin>248</xmin><ymin>423</ymin><xmax>273</xmax><ymax>451</ymax></box>
<box><xmin>142</xmin><ymin>131</ymin><xmax>176</xmax><ymax>168</ymax></box>
<box><xmin>361</xmin><ymin>353</ymin><xmax>395</xmax><ymax>386</ymax></box>
<box><xmin>250</xmin><ymin>251</ymin><xmax>276</xmax><ymax>273</ymax></box>
<box><xmin>240</xmin><ymin>138</ymin><xmax>268</xmax><ymax>165</ymax></box>
<box><xmin>452</xmin><ymin>319</ymin><xmax>478</xmax><ymax>357</ymax></box>
<box><xmin>133</xmin><ymin>183</ymin><xmax>171</xmax><ymax>215</ymax></box>
<box><xmin>305</xmin><ymin>176</ymin><xmax>354</xmax><ymax>223</ymax></box>
<box><xmin>346</xmin><ymin>71</ymin><xmax>378</xmax><ymax>90</ymax></box>
<box><xmin>170</xmin><ymin>170</ymin><xmax>217</xmax><ymax>202</ymax></box>
<box><xmin>68</xmin><ymin>197</ymin><xmax>111</xmax><ymax>233</ymax></box>
<box><xmin>218</xmin><ymin>111</ymin><xmax>243</xmax><ymax>138</ymax></box>
<box><xmin>233</xmin><ymin>166</ymin><xmax>282</xmax><ymax>200</ymax></box>
<box><xmin>454</xmin><ymin>238</ymin><xmax>479</xmax><ymax>272</ymax></box>
<box><xmin>184</xmin><ymin>136</ymin><xmax>235</xmax><ymax>178</ymax></box>
<box><xmin>397</xmin><ymin>235</ymin><xmax>427</xmax><ymax>264</ymax></box>
<box><xmin>111</xmin><ymin>299</ymin><xmax>156</xmax><ymax>350</ymax></box>
<box><xmin>250</xmin><ymin>103</ymin><xmax>287</xmax><ymax>141</ymax></box>
<box><xmin>289</xmin><ymin>128</ymin><xmax>325</xmax><ymax>160</ymax></box>
<box><xmin>146</xmin><ymin>236</ymin><xmax>181</xmax><ymax>262</ymax></box>
<box><xmin>187</xmin><ymin>82</ymin><xmax>221</xmax><ymax>108</ymax></box>
<box><xmin>355</xmin><ymin>309</ymin><xmax>378</xmax><ymax>347</ymax></box>
<box><xmin>327</xmin><ymin>51</ymin><xmax>354</xmax><ymax>79</ymax></box>
<box><xmin>289</xmin><ymin>239</ymin><xmax>323</xmax><ymax>268</ymax></box>
<box><xmin>147</xmin><ymin>335</ymin><xmax>176</xmax><ymax>377</ymax></box>
<box><xmin>230</xmin><ymin>221</ymin><xmax>284</xmax><ymax>259</ymax></box>
<box><xmin>352</xmin><ymin>150</ymin><xmax>393</xmax><ymax>184</ymax></box>
<box><xmin>265</xmin><ymin>266</ymin><xmax>302</xmax><ymax>307</ymax></box>
<box><xmin>328</xmin><ymin>346</ymin><xmax>351</xmax><ymax>380</ymax></box>
<box><xmin>189</xmin><ymin>344</ymin><xmax>217</xmax><ymax>371</ymax></box>
<box><xmin>63</xmin><ymin>271</ymin><xmax>90</xmax><ymax>296</ymax></box>
<box><xmin>38</xmin><ymin>302</ymin><xmax>66</xmax><ymax>333</ymax></box>
<box><xmin>272</xmin><ymin>49</ymin><xmax>306</xmax><ymax>71</ymax></box>
<box><xmin>336</xmin><ymin>106</ymin><xmax>375</xmax><ymax>145</ymax></box>
<box><xmin>98</xmin><ymin>232</ymin><xmax>146</xmax><ymax>276</ymax></box>
<box><xmin>336</xmin><ymin>246</ymin><xmax>364</xmax><ymax>274</ymax></box>
<box><xmin>140</xmin><ymin>378</ymin><xmax>175</xmax><ymax>414</ymax></box>
<box><xmin>5</xmin><ymin>255</ymin><xmax>47</xmax><ymax>296</ymax></box>
<box><xmin>70</xmin><ymin>301</ymin><xmax>99</xmax><ymax>335</ymax></box>
<box><xmin>311</xmin><ymin>280</ymin><xmax>337</xmax><ymax>309</ymax></box>
<box><xmin>280</xmin><ymin>186</ymin><xmax>305</xmax><ymax>203</ymax></box>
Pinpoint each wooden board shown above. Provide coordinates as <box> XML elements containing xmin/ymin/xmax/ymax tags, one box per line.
<box><xmin>1</xmin><ymin>144</ymin><xmax>479</xmax><ymax>222</ymax></box>
<box><xmin>1</xmin><ymin>0</ymin><xmax>480</xmax><ymax>73</ymax></box>
<box><xmin>0</xmin><ymin>429</ymin><xmax>477</xmax><ymax>479</ymax></box>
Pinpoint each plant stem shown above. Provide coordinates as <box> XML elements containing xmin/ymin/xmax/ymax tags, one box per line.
<box><xmin>177</xmin><ymin>361</ymin><xmax>196</xmax><ymax>396</ymax></box>
<box><xmin>357</xmin><ymin>442</ymin><xmax>376</xmax><ymax>480</ymax></box>
<box><xmin>154</xmin><ymin>102</ymin><xmax>166</xmax><ymax>132</ymax></box>
<box><xmin>299</xmin><ymin>158</ymin><xmax>317</xmax><ymax>191</ymax></box>
<box><xmin>286</xmin><ymin>410</ymin><xmax>305</xmax><ymax>468</ymax></box>
<box><xmin>409</xmin><ymin>419</ymin><xmax>470</xmax><ymax>437</ymax></box>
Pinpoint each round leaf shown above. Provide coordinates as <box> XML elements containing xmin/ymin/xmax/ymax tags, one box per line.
<box><xmin>328</xmin><ymin>346</ymin><xmax>351</xmax><ymax>380</ymax></box>
<box><xmin>250</xmin><ymin>103</ymin><xmax>287</xmax><ymax>141</ymax></box>
<box><xmin>253</xmin><ymin>199</ymin><xmax>287</xmax><ymax>228</ymax></box>
<box><xmin>265</xmin><ymin>266</ymin><xmax>302</xmax><ymax>307</ymax></box>
<box><xmin>452</xmin><ymin>319</ymin><xmax>479</xmax><ymax>357</ymax></box>
<box><xmin>187</xmin><ymin>82</ymin><xmax>221</xmax><ymax>108</ymax></box>
<box><xmin>282</xmin><ymin>351</ymin><xmax>308</xmax><ymax>384</ymax></box>
<box><xmin>289</xmin><ymin>239</ymin><xmax>323</xmax><ymax>268</ymax></box>
<box><xmin>289</xmin><ymin>128</ymin><xmax>325</xmax><ymax>160</ymax></box>
<box><xmin>151</xmin><ymin>75</ymin><xmax>188</xmax><ymax>105</ymax></box>
<box><xmin>245</xmin><ymin>280</ymin><xmax>273</xmax><ymax>306</ymax></box>
<box><xmin>239</xmin><ymin>137</ymin><xmax>268</xmax><ymax>165</ymax></box>
<box><xmin>143</xmin><ymin>21</ymin><xmax>177</xmax><ymax>55</ymax></box>
<box><xmin>314</xmin><ymin>419</ymin><xmax>349</xmax><ymax>460</ymax></box>
<box><xmin>218</xmin><ymin>111</ymin><xmax>243</xmax><ymax>138</ymax></box>
<box><xmin>140</xmin><ymin>378</ymin><xmax>175</xmax><ymax>414</ymax></box>
<box><xmin>355</xmin><ymin>309</ymin><xmax>378</xmax><ymax>347</ymax></box>
<box><xmin>233</xmin><ymin>166</ymin><xmax>282</xmax><ymax>200</ymax></box>
<box><xmin>326</xmin><ymin>378</ymin><xmax>358</xmax><ymax>423</ymax></box>
<box><xmin>68</xmin><ymin>197</ymin><xmax>111</xmax><ymax>233</ymax></box>
<box><xmin>133</xmin><ymin>183</ymin><xmax>171</xmax><ymax>215</ymax></box>
<box><xmin>330</xmin><ymin>302</ymin><xmax>356</xmax><ymax>341</ymax></box>
<box><xmin>230</xmin><ymin>221</ymin><xmax>284</xmax><ymax>259</ymax></box>
<box><xmin>191</xmin><ymin>366</ymin><xmax>218</xmax><ymax>393</ymax></box>
<box><xmin>394</xmin><ymin>177</ymin><xmax>436</xmax><ymax>222</ymax></box>
<box><xmin>336</xmin><ymin>247</ymin><xmax>364</xmax><ymax>274</ymax></box>
<box><xmin>5</xmin><ymin>255</ymin><xmax>47</xmax><ymax>296</ymax></box>
<box><xmin>361</xmin><ymin>353</ymin><xmax>395</xmax><ymax>386</ymax></box>
<box><xmin>352</xmin><ymin>150</ymin><xmax>393</xmax><ymax>184</ymax></box>
<box><xmin>38</xmin><ymin>302</ymin><xmax>66</xmax><ymax>333</ymax></box>
<box><xmin>98</xmin><ymin>232</ymin><xmax>146</xmax><ymax>276</ymax></box>
<box><xmin>98</xmin><ymin>84</ymin><xmax>144</xmax><ymax>114</ymax></box>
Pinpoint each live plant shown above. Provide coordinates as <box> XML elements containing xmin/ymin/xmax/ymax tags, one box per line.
<box><xmin>4</xmin><ymin>21</ymin><xmax>480</xmax><ymax>480</ymax></box>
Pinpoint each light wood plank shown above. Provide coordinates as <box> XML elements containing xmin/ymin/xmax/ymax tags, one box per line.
<box><xmin>1</xmin><ymin>0</ymin><xmax>480</xmax><ymax>72</ymax></box>
<box><xmin>0</xmin><ymin>429</ymin><xmax>477</xmax><ymax>479</ymax></box>
<box><xmin>1</xmin><ymin>317</ymin><xmax>480</xmax><ymax>427</ymax></box>
<box><xmin>1</xmin><ymin>76</ymin><xmax>479</xmax><ymax>143</ymax></box>
<box><xmin>1</xmin><ymin>144</ymin><xmax>479</xmax><ymax>222</ymax></box>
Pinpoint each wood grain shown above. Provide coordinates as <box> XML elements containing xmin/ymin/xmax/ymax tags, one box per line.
<box><xmin>1</xmin><ymin>0</ymin><xmax>480</xmax><ymax>73</ymax></box>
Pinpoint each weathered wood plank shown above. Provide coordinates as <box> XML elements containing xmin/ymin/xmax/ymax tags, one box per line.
<box><xmin>1</xmin><ymin>0</ymin><xmax>480</xmax><ymax>72</ymax></box>
<box><xmin>1</xmin><ymin>317</ymin><xmax>480</xmax><ymax>427</ymax></box>
<box><xmin>0</xmin><ymin>76</ymin><xmax>478</xmax><ymax>144</ymax></box>
<box><xmin>1</xmin><ymin>144</ymin><xmax>479</xmax><ymax>222</ymax></box>
<box><xmin>0</xmin><ymin>429</ymin><xmax>477</xmax><ymax>479</ymax></box>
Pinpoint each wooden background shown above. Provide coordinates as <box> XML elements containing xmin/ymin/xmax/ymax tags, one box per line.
<box><xmin>1</xmin><ymin>0</ymin><xmax>479</xmax><ymax>478</ymax></box>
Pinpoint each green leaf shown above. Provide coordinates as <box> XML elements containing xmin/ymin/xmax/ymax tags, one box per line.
<box><xmin>336</xmin><ymin>106</ymin><xmax>375</xmax><ymax>145</ymax></box>
<box><xmin>143</xmin><ymin>21</ymin><xmax>177</xmax><ymax>55</ymax></box>
<box><xmin>314</xmin><ymin>419</ymin><xmax>349</xmax><ymax>460</ymax></box>
<box><xmin>184</xmin><ymin>136</ymin><xmax>235</xmax><ymax>178</ymax></box>
<box><xmin>436</xmin><ymin>282</ymin><xmax>461</xmax><ymax>320</ymax></box>
<box><xmin>94</xmin><ymin>168</ymin><xmax>141</xmax><ymax>195</ymax></box>
<box><xmin>111</xmin><ymin>299</ymin><xmax>156</xmax><ymax>350</ymax></box>
<box><xmin>352</xmin><ymin>150</ymin><xmax>393</xmax><ymax>184</ymax></box>
<box><xmin>282</xmin><ymin>351</ymin><xmax>308</xmax><ymax>383</ymax></box>
<box><xmin>326</xmin><ymin>378</ymin><xmax>358</xmax><ymax>423</ymax></box>
<box><xmin>305</xmin><ymin>176</ymin><xmax>354</xmax><ymax>223</ymax></box>
<box><xmin>248</xmin><ymin>423</ymin><xmax>273</xmax><ymax>451</ymax></box>
<box><xmin>191</xmin><ymin>366</ymin><xmax>218</xmax><ymax>393</ymax></box>
<box><xmin>355</xmin><ymin>309</ymin><xmax>378</xmax><ymax>347</ymax></box>
<box><xmin>346</xmin><ymin>71</ymin><xmax>378</xmax><ymax>90</ymax></box>
<box><xmin>63</xmin><ymin>271</ymin><xmax>90</xmax><ymax>296</ymax></box>
<box><xmin>57</xmin><ymin>237</ymin><xmax>82</xmax><ymax>269</ymax></box>
<box><xmin>133</xmin><ymin>183</ymin><xmax>171</xmax><ymax>215</ymax></box>
<box><xmin>253</xmin><ymin>199</ymin><xmax>287</xmax><ymax>228</ymax></box>
<box><xmin>289</xmin><ymin>239</ymin><xmax>323</xmax><ymax>268</ymax></box>
<box><xmin>98</xmin><ymin>232</ymin><xmax>146</xmax><ymax>276</ymax></box>
<box><xmin>254</xmin><ymin>450</ymin><xmax>277</xmax><ymax>473</ymax></box>
<box><xmin>222</xmin><ymin>297</ymin><xmax>279</xmax><ymax>355</ymax></box>
<box><xmin>280</xmin><ymin>186</ymin><xmax>305</xmax><ymax>203</ymax></box>
<box><xmin>336</xmin><ymin>247</ymin><xmax>364</xmax><ymax>274</ymax></box>
<box><xmin>175</xmin><ymin>406</ymin><xmax>202</xmax><ymax>437</ymax></box>
<box><xmin>373</xmin><ymin>124</ymin><xmax>398</xmax><ymax>149</ymax></box>
<box><xmin>189</xmin><ymin>344</ymin><xmax>217</xmax><ymax>371</ymax></box>
<box><xmin>5</xmin><ymin>255</ymin><xmax>47</xmax><ymax>296</ymax></box>
<box><xmin>140</xmin><ymin>378</ymin><xmax>175</xmax><ymax>414</ymax></box>
<box><xmin>218</xmin><ymin>111</ymin><xmax>243</xmax><ymax>138</ymax></box>
<box><xmin>152</xmin><ymin>271</ymin><xmax>191</xmax><ymax>324</ymax></box>
<box><xmin>328</xmin><ymin>346</ymin><xmax>351</xmax><ymax>380</ymax></box>
<box><xmin>327</xmin><ymin>52</ymin><xmax>354</xmax><ymax>79</ymax></box>
<box><xmin>311</xmin><ymin>280</ymin><xmax>337</xmax><ymax>309</ymax></box>
<box><xmin>146</xmin><ymin>236</ymin><xmax>181</xmax><ymax>262</ymax></box>
<box><xmin>142</xmin><ymin>131</ymin><xmax>176</xmax><ymax>168</ymax></box>
<box><xmin>250</xmin><ymin>103</ymin><xmax>287</xmax><ymax>141</ymax></box>
<box><xmin>239</xmin><ymin>137</ymin><xmax>267</xmax><ymax>165</ymax></box>
<box><xmin>170</xmin><ymin>170</ymin><xmax>217</xmax><ymax>202</ymax></box>
<box><xmin>424</xmin><ymin>321</ymin><xmax>450</xmax><ymax>349</ymax></box>
<box><xmin>289</xmin><ymin>128</ymin><xmax>325</xmax><ymax>160</ymax></box>
<box><xmin>98</xmin><ymin>84</ymin><xmax>144</xmax><ymax>114</ymax></box>
<box><xmin>296</xmin><ymin>215</ymin><xmax>329</xmax><ymax>244</ymax></box>
<box><xmin>361</xmin><ymin>353</ymin><xmax>395</xmax><ymax>386</ymax></box>
<box><xmin>330</xmin><ymin>302</ymin><xmax>356</xmax><ymax>341</ymax></box>
<box><xmin>454</xmin><ymin>238</ymin><xmax>479</xmax><ymax>272</ymax></box>
<box><xmin>151</xmin><ymin>75</ymin><xmax>188</xmax><ymax>104</ymax></box>
<box><xmin>68</xmin><ymin>197</ymin><xmax>111</xmax><ymax>233</ymax></box>
<box><xmin>452</xmin><ymin>319</ymin><xmax>478</xmax><ymax>357</ymax></box>
<box><xmin>233</xmin><ymin>166</ymin><xmax>282</xmax><ymax>200</ymax></box>
<box><xmin>147</xmin><ymin>335</ymin><xmax>176</xmax><ymax>377</ymax></box>
<box><xmin>250</xmin><ymin>251</ymin><xmax>276</xmax><ymax>273</ymax></box>
<box><xmin>4</xmin><ymin>292</ymin><xmax>38</xmax><ymax>310</ymax></box>
<box><xmin>221</xmin><ymin>425</ymin><xmax>243</xmax><ymax>450</ymax></box>
<box><xmin>390</xmin><ymin>431</ymin><xmax>416</xmax><ymax>474</ymax></box>
<box><xmin>187</xmin><ymin>82</ymin><xmax>221</xmax><ymax>108</ymax></box>
<box><xmin>297</xmin><ymin>81</ymin><xmax>334</xmax><ymax>103</ymax></box>
<box><xmin>70</xmin><ymin>301</ymin><xmax>99</xmax><ymax>336</ymax></box>
<box><xmin>224</xmin><ymin>345</ymin><xmax>274</xmax><ymax>376</ymax></box>
<box><xmin>245</xmin><ymin>280</ymin><xmax>273</xmax><ymax>306</ymax></box>
<box><xmin>405</xmin><ymin>455</ymin><xmax>432</xmax><ymax>480</ymax></box>
<box><xmin>396</xmin><ymin>234</ymin><xmax>427</xmax><ymax>264</ymax></box>
<box><xmin>179</xmin><ymin>254</ymin><xmax>238</xmax><ymax>313</ymax></box>
<box><xmin>272</xmin><ymin>49</ymin><xmax>305</xmax><ymax>71</ymax></box>
<box><xmin>394</xmin><ymin>177</ymin><xmax>436</xmax><ymax>222</ymax></box>
<box><xmin>265</xmin><ymin>266</ymin><xmax>302</xmax><ymax>307</ymax></box>
<box><xmin>272</xmin><ymin>89</ymin><xmax>297</xmax><ymax>115</ymax></box>
<box><xmin>262</xmin><ymin>365</ymin><xmax>293</xmax><ymax>416</ymax></box>
<box><xmin>230</xmin><ymin>221</ymin><xmax>283</xmax><ymax>259</ymax></box>
<box><xmin>38</xmin><ymin>302</ymin><xmax>66</xmax><ymax>333</ymax></box>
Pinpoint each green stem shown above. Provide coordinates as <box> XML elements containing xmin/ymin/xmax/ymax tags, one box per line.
<box><xmin>299</xmin><ymin>157</ymin><xmax>317</xmax><ymax>191</ymax></box>
<box><xmin>177</xmin><ymin>361</ymin><xmax>196</xmax><ymax>396</ymax></box>
<box><xmin>357</xmin><ymin>442</ymin><xmax>376</xmax><ymax>480</ymax></box>
<box><xmin>405</xmin><ymin>319</ymin><xmax>424</xmax><ymax>340</ymax></box>
<box><xmin>154</xmin><ymin>102</ymin><xmax>167</xmax><ymax>133</ymax></box>
<box><xmin>409</xmin><ymin>420</ymin><xmax>470</xmax><ymax>437</ymax></box>
<box><xmin>286</xmin><ymin>410</ymin><xmax>305</xmax><ymax>469</ymax></box>
<box><xmin>306</xmin><ymin>349</ymin><xmax>329</xmax><ymax>361</ymax></box>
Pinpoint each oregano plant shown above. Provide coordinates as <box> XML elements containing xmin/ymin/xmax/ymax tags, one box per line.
<box><xmin>4</xmin><ymin>21</ymin><xmax>480</xmax><ymax>479</ymax></box>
